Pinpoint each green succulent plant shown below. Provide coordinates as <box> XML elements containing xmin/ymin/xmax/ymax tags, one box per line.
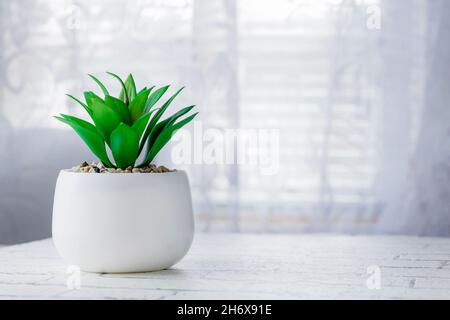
<box><xmin>55</xmin><ymin>72</ymin><xmax>197</xmax><ymax>169</ymax></box>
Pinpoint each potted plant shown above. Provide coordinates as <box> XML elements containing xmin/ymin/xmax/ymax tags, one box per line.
<box><xmin>52</xmin><ymin>72</ymin><xmax>197</xmax><ymax>273</ymax></box>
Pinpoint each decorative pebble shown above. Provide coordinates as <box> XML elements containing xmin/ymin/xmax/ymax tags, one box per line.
<box><xmin>70</xmin><ymin>162</ymin><xmax>175</xmax><ymax>174</ymax></box>
<box><xmin>159</xmin><ymin>165</ymin><xmax>170</xmax><ymax>173</ymax></box>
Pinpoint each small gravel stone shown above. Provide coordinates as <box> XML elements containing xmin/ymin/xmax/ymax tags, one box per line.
<box><xmin>159</xmin><ymin>165</ymin><xmax>170</xmax><ymax>173</ymax></box>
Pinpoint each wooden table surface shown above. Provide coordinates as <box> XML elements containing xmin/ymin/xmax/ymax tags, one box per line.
<box><xmin>0</xmin><ymin>234</ymin><xmax>449</xmax><ymax>299</ymax></box>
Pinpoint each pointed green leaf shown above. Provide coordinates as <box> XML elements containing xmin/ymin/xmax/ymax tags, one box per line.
<box><xmin>88</xmin><ymin>74</ymin><xmax>109</xmax><ymax>97</ymax></box>
<box><xmin>59</xmin><ymin>114</ymin><xmax>95</xmax><ymax>131</ymax></box>
<box><xmin>140</xmin><ymin>112</ymin><xmax>197</xmax><ymax>166</ymax></box>
<box><xmin>144</xmin><ymin>85</ymin><xmax>169</xmax><ymax>112</ymax></box>
<box><xmin>129</xmin><ymin>88</ymin><xmax>151</xmax><ymax>124</ymax></box>
<box><xmin>146</xmin><ymin>105</ymin><xmax>195</xmax><ymax>153</ymax></box>
<box><xmin>148</xmin><ymin>87</ymin><xmax>184</xmax><ymax>127</ymax></box>
<box><xmin>132</xmin><ymin>108</ymin><xmax>159</xmax><ymax>145</ymax></box>
<box><xmin>54</xmin><ymin>115</ymin><xmax>113</xmax><ymax>167</ymax></box>
<box><xmin>84</xmin><ymin>91</ymin><xmax>102</xmax><ymax>107</ymax></box>
<box><xmin>137</xmin><ymin>86</ymin><xmax>152</xmax><ymax>96</ymax></box>
<box><xmin>110</xmin><ymin>123</ymin><xmax>139</xmax><ymax>169</ymax></box>
<box><xmin>106</xmin><ymin>72</ymin><xmax>129</xmax><ymax>105</ymax></box>
<box><xmin>66</xmin><ymin>94</ymin><xmax>92</xmax><ymax>116</ymax></box>
<box><xmin>104</xmin><ymin>95</ymin><xmax>131</xmax><ymax>125</ymax></box>
<box><xmin>90</xmin><ymin>98</ymin><xmax>122</xmax><ymax>145</ymax></box>
<box><xmin>120</xmin><ymin>74</ymin><xmax>136</xmax><ymax>102</ymax></box>
<box><xmin>139</xmin><ymin>87</ymin><xmax>184</xmax><ymax>154</ymax></box>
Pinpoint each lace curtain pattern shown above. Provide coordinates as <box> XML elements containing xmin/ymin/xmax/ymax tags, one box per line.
<box><xmin>0</xmin><ymin>0</ymin><xmax>448</xmax><ymax>243</ymax></box>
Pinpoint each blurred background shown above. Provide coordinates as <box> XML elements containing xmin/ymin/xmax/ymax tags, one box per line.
<box><xmin>1</xmin><ymin>0</ymin><xmax>449</xmax><ymax>244</ymax></box>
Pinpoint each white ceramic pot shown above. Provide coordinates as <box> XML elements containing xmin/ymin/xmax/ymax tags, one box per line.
<box><xmin>52</xmin><ymin>170</ymin><xmax>194</xmax><ymax>273</ymax></box>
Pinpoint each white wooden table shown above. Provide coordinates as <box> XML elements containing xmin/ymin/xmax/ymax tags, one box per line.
<box><xmin>0</xmin><ymin>234</ymin><xmax>449</xmax><ymax>299</ymax></box>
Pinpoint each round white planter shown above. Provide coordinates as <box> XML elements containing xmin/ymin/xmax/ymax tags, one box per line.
<box><xmin>52</xmin><ymin>170</ymin><xmax>194</xmax><ymax>273</ymax></box>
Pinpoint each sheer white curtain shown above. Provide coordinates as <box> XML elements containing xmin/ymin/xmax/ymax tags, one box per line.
<box><xmin>0</xmin><ymin>0</ymin><xmax>448</xmax><ymax>243</ymax></box>
<box><xmin>379</xmin><ymin>0</ymin><xmax>450</xmax><ymax>236</ymax></box>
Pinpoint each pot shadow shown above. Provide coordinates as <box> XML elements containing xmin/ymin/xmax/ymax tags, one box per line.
<box><xmin>93</xmin><ymin>268</ymin><xmax>190</xmax><ymax>279</ymax></box>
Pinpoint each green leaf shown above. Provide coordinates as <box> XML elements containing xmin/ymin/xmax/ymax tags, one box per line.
<box><xmin>144</xmin><ymin>85</ymin><xmax>169</xmax><ymax>112</ymax></box>
<box><xmin>110</xmin><ymin>123</ymin><xmax>139</xmax><ymax>168</ymax></box>
<box><xmin>59</xmin><ymin>114</ymin><xmax>95</xmax><ymax>131</ymax></box>
<box><xmin>88</xmin><ymin>74</ymin><xmax>109</xmax><ymax>97</ymax></box>
<box><xmin>104</xmin><ymin>95</ymin><xmax>131</xmax><ymax>125</ymax></box>
<box><xmin>140</xmin><ymin>112</ymin><xmax>198</xmax><ymax>166</ymax></box>
<box><xmin>84</xmin><ymin>91</ymin><xmax>102</xmax><ymax>107</ymax></box>
<box><xmin>148</xmin><ymin>87</ymin><xmax>184</xmax><ymax>126</ymax></box>
<box><xmin>129</xmin><ymin>88</ymin><xmax>151</xmax><ymax>124</ymax></box>
<box><xmin>54</xmin><ymin>115</ymin><xmax>113</xmax><ymax>167</ymax></box>
<box><xmin>121</xmin><ymin>74</ymin><xmax>136</xmax><ymax>102</ymax></box>
<box><xmin>90</xmin><ymin>98</ymin><xmax>122</xmax><ymax>145</ymax></box>
<box><xmin>137</xmin><ymin>86</ymin><xmax>152</xmax><ymax>96</ymax></box>
<box><xmin>106</xmin><ymin>72</ymin><xmax>129</xmax><ymax>105</ymax></box>
<box><xmin>146</xmin><ymin>105</ymin><xmax>195</xmax><ymax>154</ymax></box>
<box><xmin>139</xmin><ymin>87</ymin><xmax>184</xmax><ymax>154</ymax></box>
<box><xmin>66</xmin><ymin>94</ymin><xmax>92</xmax><ymax>116</ymax></box>
<box><xmin>131</xmin><ymin>108</ymin><xmax>159</xmax><ymax>145</ymax></box>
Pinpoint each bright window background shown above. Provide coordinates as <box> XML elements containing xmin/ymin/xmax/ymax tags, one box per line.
<box><xmin>1</xmin><ymin>0</ymin><xmax>446</xmax><ymax>244</ymax></box>
<box><xmin>236</xmin><ymin>0</ymin><xmax>381</xmax><ymax>231</ymax></box>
